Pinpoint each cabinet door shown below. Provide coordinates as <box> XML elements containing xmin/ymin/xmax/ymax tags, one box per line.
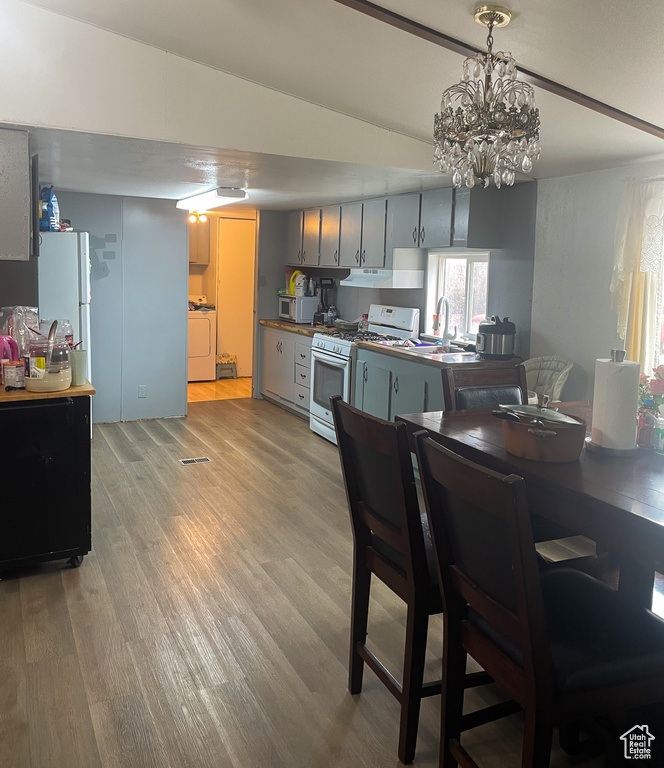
<box><xmin>389</xmin><ymin>372</ymin><xmax>427</xmax><ymax>421</ymax></box>
<box><xmin>286</xmin><ymin>211</ymin><xmax>303</xmax><ymax>265</ymax></box>
<box><xmin>188</xmin><ymin>218</ymin><xmax>210</xmax><ymax>264</ymax></box>
<box><xmin>386</xmin><ymin>193</ymin><xmax>421</xmax><ymax>253</ymax></box>
<box><xmin>301</xmin><ymin>209</ymin><xmax>321</xmax><ymax>266</ymax></box>
<box><xmin>360</xmin><ymin>198</ymin><xmax>386</xmax><ymax>268</ymax></box>
<box><xmin>339</xmin><ymin>203</ymin><xmax>363</xmax><ymax>267</ymax></box>
<box><xmin>419</xmin><ymin>188</ymin><xmax>453</xmax><ymax>248</ymax></box>
<box><xmin>0</xmin><ymin>129</ymin><xmax>30</xmax><ymax>261</ymax></box>
<box><xmin>358</xmin><ymin>362</ymin><xmax>391</xmax><ymax>420</ymax></box>
<box><xmin>320</xmin><ymin>206</ymin><xmax>341</xmax><ymax>267</ymax></box>
<box><xmin>0</xmin><ymin>398</ymin><xmax>88</xmax><ymax>562</ymax></box>
<box><xmin>262</xmin><ymin>329</ymin><xmax>293</xmax><ymax>402</ymax></box>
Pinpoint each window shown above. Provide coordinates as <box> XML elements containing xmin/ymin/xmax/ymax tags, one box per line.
<box><xmin>660</xmin><ymin>269</ymin><xmax>664</xmax><ymax>367</ymax></box>
<box><xmin>426</xmin><ymin>252</ymin><xmax>489</xmax><ymax>339</ymax></box>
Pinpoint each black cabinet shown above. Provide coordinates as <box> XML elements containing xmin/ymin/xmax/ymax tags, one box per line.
<box><xmin>0</xmin><ymin>395</ymin><xmax>91</xmax><ymax>570</ymax></box>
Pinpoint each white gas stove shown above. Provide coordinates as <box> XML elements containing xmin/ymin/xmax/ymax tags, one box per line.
<box><xmin>309</xmin><ymin>305</ymin><xmax>420</xmax><ymax>443</ymax></box>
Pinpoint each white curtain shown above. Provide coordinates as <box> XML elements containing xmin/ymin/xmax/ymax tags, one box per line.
<box><xmin>610</xmin><ymin>178</ymin><xmax>664</xmax><ymax>373</ymax></box>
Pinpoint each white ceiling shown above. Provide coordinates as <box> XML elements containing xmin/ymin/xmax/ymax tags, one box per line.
<box><xmin>16</xmin><ymin>0</ymin><xmax>664</xmax><ymax>204</ymax></box>
<box><xmin>27</xmin><ymin>127</ymin><xmax>450</xmax><ymax>208</ymax></box>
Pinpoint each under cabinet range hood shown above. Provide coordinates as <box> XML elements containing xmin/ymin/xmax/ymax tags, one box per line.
<box><xmin>340</xmin><ymin>248</ymin><xmax>424</xmax><ymax>289</ymax></box>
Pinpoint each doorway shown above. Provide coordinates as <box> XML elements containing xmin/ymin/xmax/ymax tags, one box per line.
<box><xmin>187</xmin><ymin>213</ymin><xmax>256</xmax><ymax>403</ymax></box>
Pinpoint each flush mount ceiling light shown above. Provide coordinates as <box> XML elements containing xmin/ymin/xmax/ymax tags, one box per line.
<box><xmin>176</xmin><ymin>187</ymin><xmax>247</xmax><ymax>212</ymax></box>
<box><xmin>433</xmin><ymin>5</ymin><xmax>540</xmax><ymax>189</ymax></box>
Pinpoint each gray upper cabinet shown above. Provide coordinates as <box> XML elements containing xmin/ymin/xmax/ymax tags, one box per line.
<box><xmin>0</xmin><ymin>130</ymin><xmax>30</xmax><ymax>261</ymax></box>
<box><xmin>286</xmin><ymin>211</ymin><xmax>303</xmax><ymax>265</ymax></box>
<box><xmin>188</xmin><ymin>218</ymin><xmax>210</xmax><ymax>264</ymax></box>
<box><xmin>319</xmin><ymin>206</ymin><xmax>341</xmax><ymax>267</ymax></box>
<box><xmin>301</xmin><ymin>209</ymin><xmax>321</xmax><ymax>266</ymax></box>
<box><xmin>360</xmin><ymin>198</ymin><xmax>387</xmax><ymax>268</ymax></box>
<box><xmin>453</xmin><ymin>187</ymin><xmax>506</xmax><ymax>248</ymax></box>
<box><xmin>386</xmin><ymin>193</ymin><xmax>421</xmax><ymax>253</ymax></box>
<box><xmin>339</xmin><ymin>202</ymin><xmax>363</xmax><ymax>267</ymax></box>
<box><xmin>419</xmin><ymin>188</ymin><xmax>453</xmax><ymax>248</ymax></box>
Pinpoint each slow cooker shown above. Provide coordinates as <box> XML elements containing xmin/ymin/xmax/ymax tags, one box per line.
<box><xmin>476</xmin><ymin>316</ymin><xmax>516</xmax><ymax>359</ymax></box>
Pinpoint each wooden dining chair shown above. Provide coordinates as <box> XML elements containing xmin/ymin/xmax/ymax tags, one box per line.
<box><xmin>441</xmin><ymin>364</ymin><xmax>528</xmax><ymax>413</ymax></box>
<box><xmin>331</xmin><ymin>395</ymin><xmax>490</xmax><ymax>764</ymax></box>
<box><xmin>415</xmin><ymin>432</ymin><xmax>664</xmax><ymax>768</ymax></box>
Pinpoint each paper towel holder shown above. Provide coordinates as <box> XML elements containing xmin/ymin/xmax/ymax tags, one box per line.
<box><xmin>585</xmin><ymin>348</ymin><xmax>639</xmax><ymax>456</ymax></box>
<box><xmin>584</xmin><ymin>436</ymin><xmax>638</xmax><ymax>456</ymax></box>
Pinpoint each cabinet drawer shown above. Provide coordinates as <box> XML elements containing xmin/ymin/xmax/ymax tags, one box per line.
<box><xmin>295</xmin><ymin>342</ymin><xmax>311</xmax><ymax>368</ymax></box>
<box><xmin>295</xmin><ymin>363</ymin><xmax>311</xmax><ymax>388</ymax></box>
<box><xmin>294</xmin><ymin>383</ymin><xmax>310</xmax><ymax>409</ymax></box>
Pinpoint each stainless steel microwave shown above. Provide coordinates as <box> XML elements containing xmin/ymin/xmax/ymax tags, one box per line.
<box><xmin>278</xmin><ymin>295</ymin><xmax>318</xmax><ymax>324</ymax></box>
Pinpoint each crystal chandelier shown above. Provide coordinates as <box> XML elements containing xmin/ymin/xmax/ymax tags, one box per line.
<box><xmin>433</xmin><ymin>5</ymin><xmax>540</xmax><ymax>189</ymax></box>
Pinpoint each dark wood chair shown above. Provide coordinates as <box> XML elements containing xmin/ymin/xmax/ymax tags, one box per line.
<box><xmin>441</xmin><ymin>364</ymin><xmax>528</xmax><ymax>413</ymax></box>
<box><xmin>415</xmin><ymin>432</ymin><xmax>664</xmax><ymax>768</ymax></box>
<box><xmin>331</xmin><ymin>396</ymin><xmax>490</xmax><ymax>764</ymax></box>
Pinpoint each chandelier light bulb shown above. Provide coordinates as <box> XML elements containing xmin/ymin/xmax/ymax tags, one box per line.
<box><xmin>433</xmin><ymin>5</ymin><xmax>540</xmax><ymax>189</ymax></box>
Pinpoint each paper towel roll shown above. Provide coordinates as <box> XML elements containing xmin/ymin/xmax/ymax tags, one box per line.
<box><xmin>590</xmin><ymin>358</ymin><xmax>640</xmax><ymax>450</ymax></box>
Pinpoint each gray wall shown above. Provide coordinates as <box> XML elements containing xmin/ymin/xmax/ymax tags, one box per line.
<box><xmin>58</xmin><ymin>192</ymin><xmax>187</xmax><ymax>422</ymax></box>
<box><xmin>530</xmin><ymin>159</ymin><xmax>664</xmax><ymax>400</ymax></box>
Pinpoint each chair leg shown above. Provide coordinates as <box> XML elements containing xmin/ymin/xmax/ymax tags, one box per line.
<box><xmin>439</xmin><ymin>630</ymin><xmax>466</xmax><ymax>768</ymax></box>
<box><xmin>399</xmin><ymin>603</ymin><xmax>430</xmax><ymax>764</ymax></box>
<box><xmin>521</xmin><ymin>707</ymin><xmax>554</xmax><ymax>768</ymax></box>
<box><xmin>348</xmin><ymin>560</ymin><xmax>371</xmax><ymax>695</ymax></box>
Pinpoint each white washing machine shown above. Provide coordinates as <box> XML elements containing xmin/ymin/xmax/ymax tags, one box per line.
<box><xmin>188</xmin><ymin>308</ymin><xmax>217</xmax><ymax>381</ymax></box>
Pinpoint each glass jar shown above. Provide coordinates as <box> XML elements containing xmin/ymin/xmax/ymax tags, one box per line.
<box><xmin>25</xmin><ymin>339</ymin><xmax>71</xmax><ymax>392</ymax></box>
<box><xmin>39</xmin><ymin>318</ymin><xmax>73</xmax><ymax>347</ymax></box>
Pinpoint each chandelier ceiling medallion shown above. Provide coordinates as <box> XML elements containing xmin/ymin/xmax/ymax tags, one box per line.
<box><xmin>433</xmin><ymin>5</ymin><xmax>540</xmax><ymax>189</ymax></box>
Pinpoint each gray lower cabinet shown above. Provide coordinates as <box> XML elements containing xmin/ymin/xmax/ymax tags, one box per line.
<box><xmin>339</xmin><ymin>203</ymin><xmax>363</xmax><ymax>267</ymax></box>
<box><xmin>356</xmin><ymin>362</ymin><xmax>392</xmax><ymax>420</ymax></box>
<box><xmin>262</xmin><ymin>328</ymin><xmax>295</xmax><ymax>402</ymax></box>
<box><xmin>354</xmin><ymin>350</ymin><xmax>446</xmax><ymax>421</ymax></box>
<box><xmin>320</xmin><ymin>205</ymin><xmax>341</xmax><ymax>267</ymax></box>
<box><xmin>261</xmin><ymin>327</ymin><xmax>312</xmax><ymax>415</ymax></box>
<box><xmin>391</xmin><ymin>371</ymin><xmax>427</xmax><ymax>419</ymax></box>
<box><xmin>419</xmin><ymin>188</ymin><xmax>453</xmax><ymax>248</ymax></box>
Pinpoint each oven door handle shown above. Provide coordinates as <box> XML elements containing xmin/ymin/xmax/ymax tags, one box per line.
<box><xmin>311</xmin><ymin>349</ymin><xmax>349</xmax><ymax>367</ymax></box>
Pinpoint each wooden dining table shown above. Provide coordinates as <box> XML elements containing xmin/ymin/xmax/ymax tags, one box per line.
<box><xmin>397</xmin><ymin>402</ymin><xmax>664</xmax><ymax>609</ymax></box>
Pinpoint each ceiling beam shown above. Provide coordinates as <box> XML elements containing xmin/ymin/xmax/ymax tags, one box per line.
<box><xmin>332</xmin><ymin>0</ymin><xmax>664</xmax><ymax>141</ymax></box>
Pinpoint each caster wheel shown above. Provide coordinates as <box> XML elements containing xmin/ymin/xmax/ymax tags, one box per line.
<box><xmin>67</xmin><ymin>555</ymin><xmax>84</xmax><ymax>568</ymax></box>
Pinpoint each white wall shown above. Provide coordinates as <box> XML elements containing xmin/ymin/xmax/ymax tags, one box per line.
<box><xmin>531</xmin><ymin>158</ymin><xmax>664</xmax><ymax>400</ymax></box>
<box><xmin>57</xmin><ymin>192</ymin><xmax>187</xmax><ymax>422</ymax></box>
<box><xmin>1</xmin><ymin>0</ymin><xmax>431</xmax><ymax>171</ymax></box>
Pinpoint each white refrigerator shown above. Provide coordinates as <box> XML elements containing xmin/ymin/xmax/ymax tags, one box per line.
<box><xmin>38</xmin><ymin>231</ymin><xmax>92</xmax><ymax>383</ymax></box>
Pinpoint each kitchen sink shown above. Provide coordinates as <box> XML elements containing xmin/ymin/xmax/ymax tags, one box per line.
<box><xmin>408</xmin><ymin>345</ymin><xmax>466</xmax><ymax>355</ymax></box>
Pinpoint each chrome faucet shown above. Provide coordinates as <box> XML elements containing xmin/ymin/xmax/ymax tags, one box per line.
<box><xmin>433</xmin><ymin>296</ymin><xmax>457</xmax><ymax>342</ymax></box>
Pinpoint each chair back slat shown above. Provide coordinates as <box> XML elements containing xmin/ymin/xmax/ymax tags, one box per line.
<box><xmin>357</xmin><ymin>501</ymin><xmax>405</xmax><ymax>555</ymax></box>
<box><xmin>442</xmin><ymin>365</ymin><xmax>528</xmax><ymax>413</ymax></box>
<box><xmin>415</xmin><ymin>432</ymin><xmax>553</xmax><ymax>679</ymax></box>
<box><xmin>332</xmin><ymin>396</ymin><xmax>430</xmax><ymax>591</ymax></box>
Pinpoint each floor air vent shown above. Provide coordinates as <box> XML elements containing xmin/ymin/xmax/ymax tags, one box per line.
<box><xmin>178</xmin><ymin>457</ymin><xmax>211</xmax><ymax>465</ymax></box>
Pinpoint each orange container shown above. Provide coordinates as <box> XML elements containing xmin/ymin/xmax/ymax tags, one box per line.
<box><xmin>500</xmin><ymin>412</ymin><xmax>587</xmax><ymax>463</ymax></box>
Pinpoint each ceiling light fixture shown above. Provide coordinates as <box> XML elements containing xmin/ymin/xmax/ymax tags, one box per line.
<box><xmin>176</xmin><ymin>187</ymin><xmax>247</xmax><ymax>212</ymax></box>
<box><xmin>433</xmin><ymin>5</ymin><xmax>540</xmax><ymax>189</ymax></box>
<box><xmin>188</xmin><ymin>212</ymin><xmax>208</xmax><ymax>224</ymax></box>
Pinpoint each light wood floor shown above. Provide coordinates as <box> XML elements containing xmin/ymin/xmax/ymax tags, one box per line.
<box><xmin>187</xmin><ymin>377</ymin><xmax>252</xmax><ymax>402</ymax></box>
<box><xmin>0</xmin><ymin>399</ymin><xmax>604</xmax><ymax>768</ymax></box>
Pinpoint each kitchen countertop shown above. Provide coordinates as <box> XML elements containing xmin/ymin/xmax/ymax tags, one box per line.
<box><xmin>260</xmin><ymin>320</ymin><xmax>522</xmax><ymax>368</ymax></box>
<box><xmin>259</xmin><ymin>319</ymin><xmax>332</xmax><ymax>337</ymax></box>
<box><xmin>0</xmin><ymin>380</ymin><xmax>96</xmax><ymax>404</ymax></box>
<box><xmin>356</xmin><ymin>341</ymin><xmax>522</xmax><ymax>368</ymax></box>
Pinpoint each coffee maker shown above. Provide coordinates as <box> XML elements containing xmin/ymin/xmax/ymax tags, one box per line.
<box><xmin>313</xmin><ymin>277</ymin><xmax>336</xmax><ymax>326</ymax></box>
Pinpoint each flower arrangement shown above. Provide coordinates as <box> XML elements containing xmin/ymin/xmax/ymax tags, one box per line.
<box><xmin>639</xmin><ymin>365</ymin><xmax>664</xmax><ymax>413</ymax></box>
